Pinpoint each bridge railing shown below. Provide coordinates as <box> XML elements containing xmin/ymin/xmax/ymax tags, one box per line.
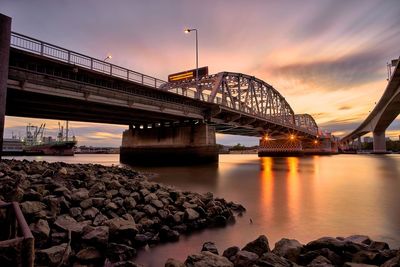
<box><xmin>10</xmin><ymin>32</ymin><xmax>166</xmax><ymax>89</ymax></box>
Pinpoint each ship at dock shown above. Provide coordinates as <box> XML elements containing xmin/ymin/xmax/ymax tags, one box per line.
<box><xmin>2</xmin><ymin>122</ymin><xmax>77</xmax><ymax>156</ymax></box>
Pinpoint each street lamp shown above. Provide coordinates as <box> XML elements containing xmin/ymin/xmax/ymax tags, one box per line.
<box><xmin>104</xmin><ymin>55</ymin><xmax>112</xmax><ymax>61</ymax></box>
<box><xmin>184</xmin><ymin>28</ymin><xmax>199</xmax><ymax>89</ymax></box>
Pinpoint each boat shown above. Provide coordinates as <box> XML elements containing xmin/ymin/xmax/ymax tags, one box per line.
<box><xmin>22</xmin><ymin>122</ymin><xmax>77</xmax><ymax>156</ymax></box>
<box><xmin>2</xmin><ymin>135</ymin><xmax>24</xmax><ymax>156</ymax></box>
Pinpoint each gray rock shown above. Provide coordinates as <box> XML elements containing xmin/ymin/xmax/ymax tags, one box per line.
<box><xmin>185</xmin><ymin>251</ymin><xmax>233</xmax><ymax>267</ymax></box>
<box><xmin>71</xmin><ymin>188</ymin><xmax>89</xmax><ymax>202</ymax></box>
<box><xmin>165</xmin><ymin>258</ymin><xmax>186</xmax><ymax>267</ymax></box>
<box><xmin>104</xmin><ymin>217</ymin><xmax>138</xmax><ymax>239</ymax></box>
<box><xmin>242</xmin><ymin>235</ymin><xmax>271</xmax><ymax>256</ymax></box>
<box><xmin>124</xmin><ymin>197</ymin><xmax>137</xmax><ymax>209</ymax></box>
<box><xmin>305</xmin><ymin>237</ymin><xmax>346</xmax><ymax>254</ymax></box>
<box><xmin>54</xmin><ymin>214</ymin><xmax>87</xmax><ymax>234</ymax></box>
<box><xmin>369</xmin><ymin>241</ymin><xmax>389</xmax><ymax>251</ymax></box>
<box><xmin>20</xmin><ymin>201</ymin><xmax>46</xmax><ymax>215</ymax></box>
<box><xmin>222</xmin><ymin>246</ymin><xmax>240</xmax><ymax>262</ymax></box>
<box><xmin>29</xmin><ymin>219</ymin><xmax>50</xmax><ymax>247</ymax></box>
<box><xmin>69</xmin><ymin>207</ymin><xmax>82</xmax><ymax>218</ymax></box>
<box><xmin>36</xmin><ymin>243</ymin><xmax>69</xmax><ymax>267</ymax></box>
<box><xmin>381</xmin><ymin>255</ymin><xmax>400</xmax><ymax>267</ymax></box>
<box><xmin>234</xmin><ymin>250</ymin><xmax>259</xmax><ymax>267</ymax></box>
<box><xmin>92</xmin><ymin>197</ymin><xmax>106</xmax><ymax>207</ymax></box>
<box><xmin>343</xmin><ymin>263</ymin><xmax>379</xmax><ymax>267</ymax></box>
<box><xmin>76</xmin><ymin>247</ymin><xmax>102</xmax><ymax>263</ymax></box>
<box><xmin>256</xmin><ymin>252</ymin><xmax>293</xmax><ymax>267</ymax></box>
<box><xmin>143</xmin><ymin>204</ymin><xmax>157</xmax><ymax>215</ymax></box>
<box><xmin>185</xmin><ymin>208</ymin><xmax>200</xmax><ymax>221</ymax></box>
<box><xmin>201</xmin><ymin>241</ymin><xmax>219</xmax><ymax>255</ymax></box>
<box><xmin>83</xmin><ymin>207</ymin><xmax>99</xmax><ymax>219</ymax></box>
<box><xmin>159</xmin><ymin>225</ymin><xmax>180</xmax><ymax>242</ymax></box>
<box><xmin>308</xmin><ymin>255</ymin><xmax>334</xmax><ymax>267</ymax></box>
<box><xmin>106</xmin><ymin>201</ymin><xmax>119</xmax><ymax>210</ymax></box>
<box><xmin>106</xmin><ymin>243</ymin><xmax>136</xmax><ymax>262</ymax></box>
<box><xmin>80</xmin><ymin>198</ymin><xmax>93</xmax><ymax>209</ymax></box>
<box><xmin>273</xmin><ymin>238</ymin><xmax>303</xmax><ymax>262</ymax></box>
<box><xmin>82</xmin><ymin>226</ymin><xmax>109</xmax><ymax>246</ymax></box>
<box><xmin>151</xmin><ymin>199</ymin><xmax>164</xmax><ymax>208</ymax></box>
<box><xmin>344</xmin><ymin>235</ymin><xmax>372</xmax><ymax>245</ymax></box>
<box><xmin>93</xmin><ymin>213</ymin><xmax>108</xmax><ymax>226</ymax></box>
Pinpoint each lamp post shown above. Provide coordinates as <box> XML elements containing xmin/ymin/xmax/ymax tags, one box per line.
<box><xmin>104</xmin><ymin>55</ymin><xmax>112</xmax><ymax>61</ymax></box>
<box><xmin>184</xmin><ymin>28</ymin><xmax>199</xmax><ymax>90</ymax></box>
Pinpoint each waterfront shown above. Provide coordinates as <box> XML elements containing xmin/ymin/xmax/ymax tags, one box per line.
<box><xmin>5</xmin><ymin>153</ymin><xmax>400</xmax><ymax>266</ymax></box>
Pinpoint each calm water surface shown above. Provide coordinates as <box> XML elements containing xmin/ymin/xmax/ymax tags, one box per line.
<box><xmin>6</xmin><ymin>154</ymin><xmax>400</xmax><ymax>266</ymax></box>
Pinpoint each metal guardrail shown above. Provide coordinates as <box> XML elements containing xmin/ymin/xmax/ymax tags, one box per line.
<box><xmin>0</xmin><ymin>201</ymin><xmax>34</xmax><ymax>267</ymax></box>
<box><xmin>10</xmin><ymin>32</ymin><xmax>166</xmax><ymax>89</ymax></box>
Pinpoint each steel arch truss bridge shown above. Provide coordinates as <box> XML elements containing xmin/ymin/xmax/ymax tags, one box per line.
<box><xmin>161</xmin><ymin>72</ymin><xmax>319</xmax><ymax>138</ymax></box>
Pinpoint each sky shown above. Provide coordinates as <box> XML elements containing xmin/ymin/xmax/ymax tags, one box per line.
<box><xmin>1</xmin><ymin>0</ymin><xmax>400</xmax><ymax>146</ymax></box>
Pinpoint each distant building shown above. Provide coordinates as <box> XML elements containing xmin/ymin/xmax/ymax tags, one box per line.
<box><xmin>363</xmin><ymin>137</ymin><xmax>373</xmax><ymax>143</ymax></box>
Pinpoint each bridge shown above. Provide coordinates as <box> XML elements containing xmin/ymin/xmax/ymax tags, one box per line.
<box><xmin>341</xmin><ymin>58</ymin><xmax>400</xmax><ymax>153</ymax></box>
<box><xmin>0</xmin><ymin>14</ymin><xmax>334</xmax><ymax>164</ymax></box>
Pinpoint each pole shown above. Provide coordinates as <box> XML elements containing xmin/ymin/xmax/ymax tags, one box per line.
<box><xmin>195</xmin><ymin>29</ymin><xmax>198</xmax><ymax>88</ymax></box>
<box><xmin>0</xmin><ymin>14</ymin><xmax>11</xmax><ymax>160</ymax></box>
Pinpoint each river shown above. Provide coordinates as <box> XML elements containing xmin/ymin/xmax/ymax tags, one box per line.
<box><xmin>5</xmin><ymin>153</ymin><xmax>400</xmax><ymax>266</ymax></box>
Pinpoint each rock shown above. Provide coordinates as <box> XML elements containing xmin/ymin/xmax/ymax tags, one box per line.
<box><xmin>369</xmin><ymin>241</ymin><xmax>389</xmax><ymax>251</ymax></box>
<box><xmin>159</xmin><ymin>225</ymin><xmax>180</xmax><ymax>242</ymax></box>
<box><xmin>71</xmin><ymin>188</ymin><xmax>89</xmax><ymax>202</ymax></box>
<box><xmin>143</xmin><ymin>204</ymin><xmax>157</xmax><ymax>215</ymax></box>
<box><xmin>76</xmin><ymin>247</ymin><xmax>102</xmax><ymax>263</ymax></box>
<box><xmin>185</xmin><ymin>208</ymin><xmax>200</xmax><ymax>221</ymax></box>
<box><xmin>36</xmin><ymin>243</ymin><xmax>69</xmax><ymax>267</ymax></box>
<box><xmin>83</xmin><ymin>207</ymin><xmax>99</xmax><ymax>219</ymax></box>
<box><xmin>54</xmin><ymin>214</ymin><xmax>86</xmax><ymax>234</ymax></box>
<box><xmin>29</xmin><ymin>219</ymin><xmax>50</xmax><ymax>248</ymax></box>
<box><xmin>343</xmin><ymin>263</ymin><xmax>379</xmax><ymax>267</ymax></box>
<box><xmin>106</xmin><ymin>201</ymin><xmax>119</xmax><ymax>210</ymax></box>
<box><xmin>92</xmin><ymin>197</ymin><xmax>105</xmax><ymax>207</ymax></box>
<box><xmin>255</xmin><ymin>252</ymin><xmax>292</xmax><ymax>267</ymax></box>
<box><xmin>352</xmin><ymin>250</ymin><xmax>379</xmax><ymax>265</ymax></box>
<box><xmin>69</xmin><ymin>207</ymin><xmax>82</xmax><ymax>218</ymax></box>
<box><xmin>165</xmin><ymin>258</ymin><xmax>186</xmax><ymax>267</ymax></box>
<box><xmin>80</xmin><ymin>198</ymin><xmax>93</xmax><ymax>209</ymax></box>
<box><xmin>345</xmin><ymin>235</ymin><xmax>372</xmax><ymax>245</ymax></box>
<box><xmin>82</xmin><ymin>226</ymin><xmax>109</xmax><ymax>246</ymax></box>
<box><xmin>20</xmin><ymin>201</ymin><xmax>46</xmax><ymax>215</ymax></box>
<box><xmin>151</xmin><ymin>199</ymin><xmax>164</xmax><ymax>208</ymax></box>
<box><xmin>93</xmin><ymin>213</ymin><xmax>108</xmax><ymax>226</ymax></box>
<box><xmin>272</xmin><ymin>238</ymin><xmax>303</xmax><ymax>262</ymax></box>
<box><xmin>124</xmin><ymin>197</ymin><xmax>137</xmax><ymax>209</ymax></box>
<box><xmin>106</xmin><ymin>243</ymin><xmax>136</xmax><ymax>262</ymax></box>
<box><xmin>201</xmin><ymin>241</ymin><xmax>219</xmax><ymax>255</ymax></box>
<box><xmin>305</xmin><ymin>237</ymin><xmax>346</xmax><ymax>254</ymax></box>
<box><xmin>184</xmin><ymin>251</ymin><xmax>233</xmax><ymax>267</ymax></box>
<box><xmin>104</xmin><ymin>217</ymin><xmax>138</xmax><ymax>239</ymax></box>
<box><xmin>234</xmin><ymin>250</ymin><xmax>259</xmax><ymax>267</ymax></box>
<box><xmin>242</xmin><ymin>235</ymin><xmax>271</xmax><ymax>256</ymax></box>
<box><xmin>308</xmin><ymin>255</ymin><xmax>334</xmax><ymax>267</ymax></box>
<box><xmin>58</xmin><ymin>167</ymin><xmax>68</xmax><ymax>175</ymax></box>
<box><xmin>381</xmin><ymin>255</ymin><xmax>400</xmax><ymax>267</ymax></box>
<box><xmin>222</xmin><ymin>246</ymin><xmax>240</xmax><ymax>262</ymax></box>
<box><xmin>134</xmin><ymin>233</ymin><xmax>151</xmax><ymax>247</ymax></box>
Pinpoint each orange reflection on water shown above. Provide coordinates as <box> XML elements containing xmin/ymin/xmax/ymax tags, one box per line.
<box><xmin>287</xmin><ymin>157</ymin><xmax>300</xmax><ymax>224</ymax></box>
<box><xmin>260</xmin><ymin>157</ymin><xmax>274</xmax><ymax>211</ymax></box>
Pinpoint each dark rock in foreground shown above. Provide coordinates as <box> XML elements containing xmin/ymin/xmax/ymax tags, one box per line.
<box><xmin>166</xmin><ymin>235</ymin><xmax>399</xmax><ymax>267</ymax></box>
<box><xmin>0</xmin><ymin>159</ymin><xmax>243</xmax><ymax>266</ymax></box>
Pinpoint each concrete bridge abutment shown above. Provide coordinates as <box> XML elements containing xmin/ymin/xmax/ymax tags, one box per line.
<box><xmin>0</xmin><ymin>14</ymin><xmax>11</xmax><ymax>159</ymax></box>
<box><xmin>120</xmin><ymin>124</ymin><xmax>218</xmax><ymax>165</ymax></box>
<box><xmin>372</xmin><ymin>131</ymin><xmax>386</xmax><ymax>153</ymax></box>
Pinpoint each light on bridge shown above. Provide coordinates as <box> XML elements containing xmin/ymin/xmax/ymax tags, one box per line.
<box><xmin>263</xmin><ymin>135</ymin><xmax>270</xmax><ymax>141</ymax></box>
<box><xmin>314</xmin><ymin>140</ymin><xmax>319</xmax><ymax>145</ymax></box>
<box><xmin>289</xmin><ymin>134</ymin><xmax>296</xmax><ymax>141</ymax></box>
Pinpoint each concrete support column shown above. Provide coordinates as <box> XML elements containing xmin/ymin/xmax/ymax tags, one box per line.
<box><xmin>0</xmin><ymin>14</ymin><xmax>12</xmax><ymax>160</ymax></box>
<box><xmin>373</xmin><ymin>131</ymin><xmax>386</xmax><ymax>153</ymax></box>
<box><xmin>120</xmin><ymin>123</ymin><xmax>218</xmax><ymax>165</ymax></box>
<box><xmin>357</xmin><ymin>137</ymin><xmax>362</xmax><ymax>150</ymax></box>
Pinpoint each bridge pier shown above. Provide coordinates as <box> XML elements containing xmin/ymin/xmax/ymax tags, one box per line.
<box><xmin>120</xmin><ymin>123</ymin><xmax>218</xmax><ymax>165</ymax></box>
<box><xmin>0</xmin><ymin>14</ymin><xmax>11</xmax><ymax>159</ymax></box>
<box><xmin>372</xmin><ymin>131</ymin><xmax>386</xmax><ymax>153</ymax></box>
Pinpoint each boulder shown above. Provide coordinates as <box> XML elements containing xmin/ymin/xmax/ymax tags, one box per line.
<box><xmin>184</xmin><ymin>251</ymin><xmax>233</xmax><ymax>267</ymax></box>
<box><xmin>71</xmin><ymin>188</ymin><xmax>89</xmax><ymax>202</ymax></box>
<box><xmin>159</xmin><ymin>225</ymin><xmax>180</xmax><ymax>242</ymax></box>
<box><xmin>36</xmin><ymin>243</ymin><xmax>69</xmax><ymax>267</ymax></box>
<box><xmin>165</xmin><ymin>258</ymin><xmax>186</xmax><ymax>267</ymax></box>
<box><xmin>106</xmin><ymin>243</ymin><xmax>136</xmax><ymax>262</ymax></box>
<box><xmin>344</xmin><ymin>235</ymin><xmax>372</xmax><ymax>245</ymax></box>
<box><xmin>104</xmin><ymin>217</ymin><xmax>138</xmax><ymax>239</ymax></box>
<box><xmin>242</xmin><ymin>235</ymin><xmax>271</xmax><ymax>256</ymax></box>
<box><xmin>381</xmin><ymin>255</ymin><xmax>400</xmax><ymax>267</ymax></box>
<box><xmin>255</xmin><ymin>252</ymin><xmax>292</xmax><ymax>267</ymax></box>
<box><xmin>234</xmin><ymin>250</ymin><xmax>259</xmax><ymax>267</ymax></box>
<box><xmin>29</xmin><ymin>219</ymin><xmax>50</xmax><ymax>248</ymax></box>
<box><xmin>20</xmin><ymin>201</ymin><xmax>46</xmax><ymax>215</ymax></box>
<box><xmin>54</xmin><ymin>214</ymin><xmax>86</xmax><ymax>234</ymax></box>
<box><xmin>80</xmin><ymin>198</ymin><xmax>93</xmax><ymax>209</ymax></box>
<box><xmin>305</xmin><ymin>237</ymin><xmax>346</xmax><ymax>254</ymax></box>
<box><xmin>272</xmin><ymin>238</ymin><xmax>303</xmax><ymax>262</ymax></box>
<box><xmin>185</xmin><ymin>208</ymin><xmax>200</xmax><ymax>221</ymax></box>
<box><xmin>201</xmin><ymin>241</ymin><xmax>219</xmax><ymax>255</ymax></box>
<box><xmin>143</xmin><ymin>204</ymin><xmax>157</xmax><ymax>215</ymax></box>
<box><xmin>82</xmin><ymin>226</ymin><xmax>109</xmax><ymax>246</ymax></box>
<box><xmin>69</xmin><ymin>207</ymin><xmax>82</xmax><ymax>218</ymax></box>
<box><xmin>343</xmin><ymin>263</ymin><xmax>379</xmax><ymax>267</ymax></box>
<box><xmin>83</xmin><ymin>207</ymin><xmax>99</xmax><ymax>219</ymax></box>
<box><xmin>307</xmin><ymin>255</ymin><xmax>334</xmax><ymax>267</ymax></box>
<box><xmin>76</xmin><ymin>247</ymin><xmax>102</xmax><ymax>263</ymax></box>
<box><xmin>222</xmin><ymin>246</ymin><xmax>240</xmax><ymax>262</ymax></box>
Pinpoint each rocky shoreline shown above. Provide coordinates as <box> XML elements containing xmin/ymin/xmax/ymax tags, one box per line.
<box><xmin>0</xmin><ymin>159</ymin><xmax>245</xmax><ymax>266</ymax></box>
<box><xmin>166</xmin><ymin>235</ymin><xmax>400</xmax><ymax>267</ymax></box>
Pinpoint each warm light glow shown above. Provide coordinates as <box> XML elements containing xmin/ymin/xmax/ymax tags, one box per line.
<box><xmin>263</xmin><ymin>134</ymin><xmax>270</xmax><ymax>141</ymax></box>
<box><xmin>314</xmin><ymin>140</ymin><xmax>319</xmax><ymax>144</ymax></box>
<box><xmin>289</xmin><ymin>134</ymin><xmax>296</xmax><ymax>140</ymax></box>
<box><xmin>184</xmin><ymin>29</ymin><xmax>190</xmax><ymax>34</ymax></box>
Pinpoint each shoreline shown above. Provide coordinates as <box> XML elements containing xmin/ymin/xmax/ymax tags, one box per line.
<box><xmin>0</xmin><ymin>159</ymin><xmax>245</xmax><ymax>266</ymax></box>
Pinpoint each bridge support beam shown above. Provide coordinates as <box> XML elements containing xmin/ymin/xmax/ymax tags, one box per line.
<box><xmin>0</xmin><ymin>14</ymin><xmax>11</xmax><ymax>159</ymax></box>
<box><xmin>372</xmin><ymin>131</ymin><xmax>386</xmax><ymax>153</ymax></box>
<box><xmin>120</xmin><ymin>124</ymin><xmax>218</xmax><ymax>165</ymax></box>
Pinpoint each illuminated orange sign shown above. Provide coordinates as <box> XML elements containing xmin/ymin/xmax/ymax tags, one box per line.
<box><xmin>168</xmin><ymin>66</ymin><xmax>208</xmax><ymax>82</ymax></box>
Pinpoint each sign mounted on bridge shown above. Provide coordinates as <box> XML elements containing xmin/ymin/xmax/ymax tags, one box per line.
<box><xmin>168</xmin><ymin>66</ymin><xmax>208</xmax><ymax>82</ymax></box>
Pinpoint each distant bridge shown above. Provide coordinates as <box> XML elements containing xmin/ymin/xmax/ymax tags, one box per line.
<box><xmin>0</xmin><ymin>15</ymin><xmax>334</xmax><ymax>163</ymax></box>
<box><xmin>341</xmin><ymin>58</ymin><xmax>400</xmax><ymax>153</ymax></box>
